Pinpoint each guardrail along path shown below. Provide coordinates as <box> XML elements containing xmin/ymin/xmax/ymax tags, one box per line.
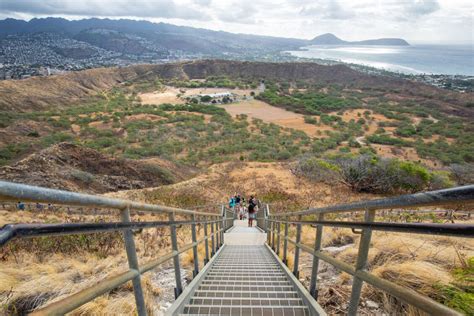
<box><xmin>0</xmin><ymin>181</ymin><xmax>472</xmax><ymax>316</ymax></box>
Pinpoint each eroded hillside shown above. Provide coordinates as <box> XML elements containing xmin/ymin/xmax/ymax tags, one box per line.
<box><xmin>0</xmin><ymin>142</ymin><xmax>196</xmax><ymax>193</ymax></box>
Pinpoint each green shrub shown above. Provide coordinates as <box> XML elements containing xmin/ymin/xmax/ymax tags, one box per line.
<box><xmin>0</xmin><ymin>143</ymin><xmax>30</xmax><ymax>165</ymax></box>
<box><xmin>367</xmin><ymin>134</ymin><xmax>410</xmax><ymax>147</ymax></box>
<box><xmin>141</xmin><ymin>163</ymin><xmax>175</xmax><ymax>184</ymax></box>
<box><xmin>70</xmin><ymin>169</ymin><xmax>95</xmax><ymax>184</ymax></box>
<box><xmin>41</xmin><ymin>132</ymin><xmax>74</xmax><ymax>146</ymax></box>
<box><xmin>296</xmin><ymin>154</ymin><xmax>447</xmax><ymax>194</ymax></box>
<box><xmin>395</xmin><ymin>123</ymin><xmax>417</xmax><ymax>137</ymax></box>
<box><xmin>304</xmin><ymin>116</ymin><xmax>317</xmax><ymax>124</ymax></box>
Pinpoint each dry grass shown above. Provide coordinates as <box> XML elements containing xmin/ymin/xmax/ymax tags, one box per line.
<box><xmin>0</xmin><ymin>207</ymin><xmax>199</xmax><ymax>314</ymax></box>
<box><xmin>299</xmin><ymin>225</ymin><xmax>474</xmax><ymax>315</ymax></box>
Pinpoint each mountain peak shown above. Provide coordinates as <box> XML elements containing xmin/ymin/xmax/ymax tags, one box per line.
<box><xmin>310</xmin><ymin>33</ymin><xmax>409</xmax><ymax>46</ymax></box>
<box><xmin>311</xmin><ymin>33</ymin><xmax>346</xmax><ymax>44</ymax></box>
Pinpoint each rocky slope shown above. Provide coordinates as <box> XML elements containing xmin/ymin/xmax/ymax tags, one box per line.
<box><xmin>0</xmin><ymin>142</ymin><xmax>196</xmax><ymax>193</ymax></box>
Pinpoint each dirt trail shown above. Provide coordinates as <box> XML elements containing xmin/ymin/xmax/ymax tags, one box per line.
<box><xmin>220</xmin><ymin>100</ymin><xmax>322</xmax><ymax>136</ymax></box>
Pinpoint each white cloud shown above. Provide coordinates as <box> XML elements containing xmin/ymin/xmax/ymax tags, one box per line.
<box><xmin>1</xmin><ymin>0</ymin><xmax>211</xmax><ymax>20</ymax></box>
<box><xmin>0</xmin><ymin>0</ymin><xmax>472</xmax><ymax>44</ymax></box>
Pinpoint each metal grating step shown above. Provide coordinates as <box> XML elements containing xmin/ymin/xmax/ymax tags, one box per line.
<box><xmin>201</xmin><ymin>279</ymin><xmax>290</xmax><ymax>284</ymax></box>
<box><xmin>182</xmin><ymin>305</ymin><xmax>310</xmax><ymax>316</ymax></box>
<box><xmin>197</xmin><ymin>285</ymin><xmax>295</xmax><ymax>292</ymax></box>
<box><xmin>193</xmin><ymin>291</ymin><xmax>300</xmax><ymax>299</ymax></box>
<box><xmin>189</xmin><ymin>298</ymin><xmax>305</xmax><ymax>307</ymax></box>
<box><xmin>176</xmin><ymin>245</ymin><xmax>316</xmax><ymax>315</ymax></box>
<box><xmin>205</xmin><ymin>276</ymin><xmax>288</xmax><ymax>281</ymax></box>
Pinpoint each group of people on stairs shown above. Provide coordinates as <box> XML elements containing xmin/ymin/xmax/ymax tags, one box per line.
<box><xmin>228</xmin><ymin>193</ymin><xmax>259</xmax><ymax>227</ymax></box>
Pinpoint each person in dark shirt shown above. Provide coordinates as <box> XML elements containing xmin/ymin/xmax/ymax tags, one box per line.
<box><xmin>235</xmin><ymin>194</ymin><xmax>241</xmax><ymax>206</ymax></box>
<box><xmin>248</xmin><ymin>196</ymin><xmax>257</xmax><ymax>227</ymax></box>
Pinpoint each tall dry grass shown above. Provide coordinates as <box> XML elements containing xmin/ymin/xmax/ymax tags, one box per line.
<box><xmin>296</xmin><ymin>223</ymin><xmax>474</xmax><ymax>315</ymax></box>
<box><xmin>0</xmin><ymin>207</ymin><xmax>203</xmax><ymax>314</ymax></box>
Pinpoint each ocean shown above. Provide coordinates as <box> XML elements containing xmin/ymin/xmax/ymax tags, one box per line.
<box><xmin>288</xmin><ymin>44</ymin><xmax>474</xmax><ymax>76</ymax></box>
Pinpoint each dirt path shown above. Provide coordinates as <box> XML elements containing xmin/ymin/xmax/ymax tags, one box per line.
<box><xmin>220</xmin><ymin>100</ymin><xmax>322</xmax><ymax>136</ymax></box>
<box><xmin>139</xmin><ymin>86</ymin><xmax>184</xmax><ymax>105</ymax></box>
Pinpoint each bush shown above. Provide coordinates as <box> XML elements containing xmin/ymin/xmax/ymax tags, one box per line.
<box><xmin>0</xmin><ymin>143</ymin><xmax>30</xmax><ymax>165</ymax></box>
<box><xmin>367</xmin><ymin>134</ymin><xmax>410</xmax><ymax>147</ymax></box>
<box><xmin>429</xmin><ymin>171</ymin><xmax>455</xmax><ymax>190</ymax></box>
<box><xmin>395</xmin><ymin>123</ymin><xmax>417</xmax><ymax>137</ymax></box>
<box><xmin>200</xmin><ymin>95</ymin><xmax>212</xmax><ymax>103</ymax></box>
<box><xmin>304</xmin><ymin>116</ymin><xmax>317</xmax><ymax>124</ymax></box>
<box><xmin>292</xmin><ymin>156</ymin><xmax>340</xmax><ymax>183</ymax></box>
<box><xmin>70</xmin><ymin>169</ymin><xmax>95</xmax><ymax>184</ymax></box>
<box><xmin>141</xmin><ymin>163</ymin><xmax>175</xmax><ymax>184</ymax></box>
<box><xmin>448</xmin><ymin>164</ymin><xmax>474</xmax><ymax>185</ymax></box>
<box><xmin>295</xmin><ymin>154</ymin><xmax>448</xmax><ymax>194</ymax></box>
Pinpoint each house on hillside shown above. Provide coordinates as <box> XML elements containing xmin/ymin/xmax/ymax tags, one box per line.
<box><xmin>189</xmin><ymin>91</ymin><xmax>236</xmax><ymax>104</ymax></box>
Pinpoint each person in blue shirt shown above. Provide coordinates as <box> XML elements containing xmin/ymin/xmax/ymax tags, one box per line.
<box><xmin>229</xmin><ymin>196</ymin><xmax>236</xmax><ymax>209</ymax></box>
<box><xmin>17</xmin><ymin>201</ymin><xmax>25</xmax><ymax>211</ymax></box>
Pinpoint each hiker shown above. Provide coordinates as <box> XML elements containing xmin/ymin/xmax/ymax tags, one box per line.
<box><xmin>248</xmin><ymin>195</ymin><xmax>257</xmax><ymax>227</ymax></box>
<box><xmin>229</xmin><ymin>196</ymin><xmax>236</xmax><ymax>210</ymax></box>
<box><xmin>35</xmin><ymin>202</ymin><xmax>43</xmax><ymax>211</ymax></box>
<box><xmin>235</xmin><ymin>194</ymin><xmax>241</xmax><ymax>207</ymax></box>
<box><xmin>17</xmin><ymin>201</ymin><xmax>25</xmax><ymax>211</ymax></box>
<box><xmin>239</xmin><ymin>203</ymin><xmax>246</xmax><ymax>220</ymax></box>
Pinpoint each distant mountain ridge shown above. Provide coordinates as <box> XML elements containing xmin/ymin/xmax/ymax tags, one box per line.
<box><xmin>0</xmin><ymin>17</ymin><xmax>307</xmax><ymax>55</ymax></box>
<box><xmin>310</xmin><ymin>33</ymin><xmax>409</xmax><ymax>46</ymax></box>
<box><xmin>0</xmin><ymin>18</ymin><xmax>409</xmax><ymax>53</ymax></box>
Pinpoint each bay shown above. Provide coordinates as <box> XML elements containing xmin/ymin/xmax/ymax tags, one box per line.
<box><xmin>288</xmin><ymin>44</ymin><xmax>474</xmax><ymax>76</ymax></box>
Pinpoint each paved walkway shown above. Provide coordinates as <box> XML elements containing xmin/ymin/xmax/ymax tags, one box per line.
<box><xmin>224</xmin><ymin>220</ymin><xmax>267</xmax><ymax>245</ymax></box>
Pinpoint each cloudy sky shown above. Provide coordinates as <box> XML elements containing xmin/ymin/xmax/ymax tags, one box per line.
<box><xmin>1</xmin><ymin>0</ymin><xmax>473</xmax><ymax>44</ymax></box>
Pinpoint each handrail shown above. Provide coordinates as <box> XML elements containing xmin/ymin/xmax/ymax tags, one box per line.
<box><xmin>0</xmin><ymin>180</ymin><xmax>232</xmax><ymax>316</ymax></box>
<box><xmin>272</xmin><ymin>185</ymin><xmax>474</xmax><ymax>217</ymax></box>
<box><xmin>0</xmin><ymin>219</ymin><xmax>223</xmax><ymax>246</ymax></box>
<box><xmin>264</xmin><ymin>185</ymin><xmax>474</xmax><ymax>316</ymax></box>
<box><xmin>0</xmin><ymin>180</ymin><xmax>217</xmax><ymax>216</ymax></box>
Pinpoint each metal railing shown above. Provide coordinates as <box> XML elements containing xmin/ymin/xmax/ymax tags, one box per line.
<box><xmin>260</xmin><ymin>185</ymin><xmax>474</xmax><ymax>316</ymax></box>
<box><xmin>0</xmin><ymin>181</ymin><xmax>234</xmax><ymax>316</ymax></box>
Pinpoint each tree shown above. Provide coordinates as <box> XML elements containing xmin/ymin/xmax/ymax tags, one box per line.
<box><xmin>200</xmin><ymin>95</ymin><xmax>212</xmax><ymax>103</ymax></box>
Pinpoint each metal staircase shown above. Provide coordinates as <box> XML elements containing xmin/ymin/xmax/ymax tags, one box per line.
<box><xmin>167</xmin><ymin>221</ymin><xmax>325</xmax><ymax>315</ymax></box>
<box><xmin>0</xmin><ymin>181</ymin><xmax>472</xmax><ymax>316</ymax></box>
<box><xmin>181</xmin><ymin>245</ymin><xmax>310</xmax><ymax>315</ymax></box>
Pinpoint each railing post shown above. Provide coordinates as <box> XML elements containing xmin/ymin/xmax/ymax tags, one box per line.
<box><xmin>210</xmin><ymin>216</ymin><xmax>215</xmax><ymax>256</ymax></box>
<box><xmin>215</xmin><ymin>216</ymin><xmax>220</xmax><ymax>250</ymax></box>
<box><xmin>169</xmin><ymin>212</ymin><xmax>183</xmax><ymax>298</ymax></box>
<box><xmin>204</xmin><ymin>216</ymin><xmax>210</xmax><ymax>264</ymax></box>
<box><xmin>221</xmin><ymin>205</ymin><xmax>225</xmax><ymax>245</ymax></box>
<box><xmin>121</xmin><ymin>207</ymin><xmax>147</xmax><ymax>316</ymax></box>
<box><xmin>276</xmin><ymin>220</ymin><xmax>281</xmax><ymax>255</ymax></box>
<box><xmin>293</xmin><ymin>215</ymin><xmax>302</xmax><ymax>278</ymax></box>
<box><xmin>309</xmin><ymin>213</ymin><xmax>324</xmax><ymax>299</ymax></box>
<box><xmin>282</xmin><ymin>216</ymin><xmax>289</xmax><ymax>265</ymax></box>
<box><xmin>191</xmin><ymin>214</ymin><xmax>199</xmax><ymax>277</ymax></box>
<box><xmin>265</xmin><ymin>204</ymin><xmax>270</xmax><ymax>237</ymax></box>
<box><xmin>348</xmin><ymin>209</ymin><xmax>375</xmax><ymax>315</ymax></box>
<box><xmin>271</xmin><ymin>219</ymin><xmax>275</xmax><ymax>251</ymax></box>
